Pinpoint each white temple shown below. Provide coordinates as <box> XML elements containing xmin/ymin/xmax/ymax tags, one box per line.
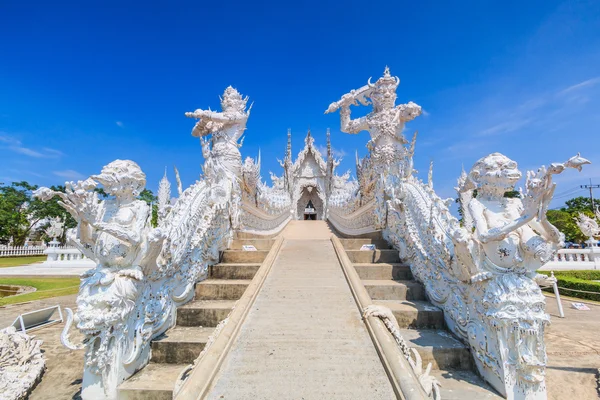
<box><xmin>266</xmin><ymin>128</ymin><xmax>354</xmax><ymax>220</ymax></box>
<box><xmin>29</xmin><ymin>68</ymin><xmax>592</xmax><ymax>400</ymax></box>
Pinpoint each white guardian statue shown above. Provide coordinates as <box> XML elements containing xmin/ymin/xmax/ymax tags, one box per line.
<box><xmin>33</xmin><ymin>88</ymin><xmax>249</xmax><ymax>399</ymax></box>
<box><xmin>327</xmin><ymin>67</ymin><xmax>591</xmax><ymax>399</ymax></box>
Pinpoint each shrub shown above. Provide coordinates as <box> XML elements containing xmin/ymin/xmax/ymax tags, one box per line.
<box><xmin>540</xmin><ymin>270</ymin><xmax>600</xmax><ymax>302</ymax></box>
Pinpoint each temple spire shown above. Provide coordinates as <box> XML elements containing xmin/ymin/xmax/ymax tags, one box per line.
<box><xmin>326</xmin><ymin>128</ymin><xmax>332</xmax><ymax>160</ymax></box>
<box><xmin>286</xmin><ymin>128</ymin><xmax>292</xmax><ymax>162</ymax></box>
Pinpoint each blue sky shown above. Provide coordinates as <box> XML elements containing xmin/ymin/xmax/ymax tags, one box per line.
<box><xmin>1</xmin><ymin>0</ymin><xmax>599</xmax><ymax>208</ymax></box>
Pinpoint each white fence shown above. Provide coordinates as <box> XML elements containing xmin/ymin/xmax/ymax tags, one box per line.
<box><xmin>0</xmin><ymin>246</ymin><xmax>47</xmax><ymax>257</ymax></box>
<box><xmin>541</xmin><ymin>247</ymin><xmax>600</xmax><ymax>271</ymax></box>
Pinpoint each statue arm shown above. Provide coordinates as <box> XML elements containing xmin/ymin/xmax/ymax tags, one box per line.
<box><xmin>186</xmin><ymin>109</ymin><xmax>246</xmax><ymax>123</ymax></box>
<box><xmin>396</xmin><ymin>102</ymin><xmax>422</xmax><ymax>121</ymax></box>
<box><xmin>340</xmin><ymin>106</ymin><xmax>368</xmax><ymax>134</ymax></box>
<box><xmin>469</xmin><ymin>199</ymin><xmax>535</xmax><ymax>244</ymax></box>
<box><xmin>95</xmin><ymin>203</ymin><xmax>148</xmax><ymax>246</ymax></box>
<box><xmin>528</xmin><ymin>184</ymin><xmax>564</xmax><ymax>245</ymax></box>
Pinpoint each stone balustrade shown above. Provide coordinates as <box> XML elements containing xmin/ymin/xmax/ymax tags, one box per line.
<box><xmin>541</xmin><ymin>247</ymin><xmax>600</xmax><ymax>271</ymax></box>
<box><xmin>0</xmin><ymin>246</ymin><xmax>47</xmax><ymax>257</ymax></box>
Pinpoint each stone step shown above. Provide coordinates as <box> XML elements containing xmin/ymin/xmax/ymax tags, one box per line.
<box><xmin>399</xmin><ymin>329</ymin><xmax>472</xmax><ymax>370</ymax></box>
<box><xmin>372</xmin><ymin>300</ymin><xmax>444</xmax><ymax>329</ymax></box>
<box><xmin>234</xmin><ymin>231</ymin><xmax>278</xmax><ymax>239</ymax></box>
<box><xmin>221</xmin><ymin>249</ymin><xmax>269</xmax><ymax>263</ymax></box>
<box><xmin>118</xmin><ymin>363</ymin><xmax>185</xmax><ymax>400</ymax></box>
<box><xmin>363</xmin><ymin>280</ymin><xmax>425</xmax><ymax>301</ymax></box>
<box><xmin>431</xmin><ymin>369</ymin><xmax>502</xmax><ymax>399</ymax></box>
<box><xmin>210</xmin><ymin>263</ymin><xmax>261</xmax><ymax>280</ymax></box>
<box><xmin>195</xmin><ymin>279</ymin><xmax>251</xmax><ymax>300</ymax></box>
<box><xmin>228</xmin><ymin>239</ymin><xmax>275</xmax><ymax>250</ymax></box>
<box><xmin>151</xmin><ymin>326</ymin><xmax>212</xmax><ymax>364</ymax></box>
<box><xmin>339</xmin><ymin>238</ymin><xmax>391</xmax><ymax>250</ymax></box>
<box><xmin>176</xmin><ymin>299</ymin><xmax>236</xmax><ymax>327</ymax></box>
<box><xmin>353</xmin><ymin>263</ymin><xmax>412</xmax><ymax>280</ymax></box>
<box><xmin>346</xmin><ymin>249</ymin><xmax>401</xmax><ymax>264</ymax></box>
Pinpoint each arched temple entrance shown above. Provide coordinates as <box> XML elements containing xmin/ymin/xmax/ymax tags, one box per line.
<box><xmin>296</xmin><ymin>185</ymin><xmax>323</xmax><ymax>220</ymax></box>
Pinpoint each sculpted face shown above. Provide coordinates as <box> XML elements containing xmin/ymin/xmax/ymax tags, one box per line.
<box><xmin>220</xmin><ymin>86</ymin><xmax>247</xmax><ymax>113</ymax></box>
<box><xmin>92</xmin><ymin>160</ymin><xmax>146</xmax><ymax>197</ymax></box>
<box><xmin>371</xmin><ymin>87</ymin><xmax>397</xmax><ymax>111</ymax></box>
<box><xmin>470</xmin><ymin>153</ymin><xmax>522</xmax><ymax>191</ymax></box>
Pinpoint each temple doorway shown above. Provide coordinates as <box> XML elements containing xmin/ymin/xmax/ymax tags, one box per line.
<box><xmin>296</xmin><ymin>186</ymin><xmax>323</xmax><ymax>220</ymax></box>
<box><xmin>304</xmin><ymin>200</ymin><xmax>317</xmax><ymax>220</ymax></box>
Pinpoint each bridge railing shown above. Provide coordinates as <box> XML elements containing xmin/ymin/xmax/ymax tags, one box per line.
<box><xmin>0</xmin><ymin>245</ymin><xmax>47</xmax><ymax>257</ymax></box>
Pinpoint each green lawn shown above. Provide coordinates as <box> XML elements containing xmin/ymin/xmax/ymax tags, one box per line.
<box><xmin>0</xmin><ymin>256</ymin><xmax>46</xmax><ymax>268</ymax></box>
<box><xmin>0</xmin><ymin>277</ymin><xmax>80</xmax><ymax>306</ymax></box>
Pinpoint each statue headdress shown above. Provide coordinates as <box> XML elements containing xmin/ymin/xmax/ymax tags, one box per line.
<box><xmin>367</xmin><ymin>66</ymin><xmax>400</xmax><ymax>92</ymax></box>
<box><xmin>220</xmin><ymin>86</ymin><xmax>249</xmax><ymax>112</ymax></box>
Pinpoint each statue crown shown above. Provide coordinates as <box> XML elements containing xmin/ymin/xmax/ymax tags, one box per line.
<box><xmin>367</xmin><ymin>66</ymin><xmax>400</xmax><ymax>91</ymax></box>
<box><xmin>220</xmin><ymin>86</ymin><xmax>248</xmax><ymax>111</ymax></box>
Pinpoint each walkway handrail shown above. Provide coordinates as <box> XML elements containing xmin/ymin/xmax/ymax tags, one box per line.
<box><xmin>174</xmin><ymin>236</ymin><xmax>285</xmax><ymax>400</ymax></box>
<box><xmin>331</xmin><ymin>236</ymin><xmax>428</xmax><ymax>400</ymax></box>
<box><xmin>328</xmin><ymin>200</ymin><xmax>378</xmax><ymax>236</ymax></box>
<box><xmin>240</xmin><ymin>201</ymin><xmax>291</xmax><ymax>235</ymax></box>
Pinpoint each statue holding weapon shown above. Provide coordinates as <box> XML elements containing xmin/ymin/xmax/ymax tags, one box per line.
<box><xmin>325</xmin><ymin>66</ymin><xmax>422</xmax><ymax>166</ymax></box>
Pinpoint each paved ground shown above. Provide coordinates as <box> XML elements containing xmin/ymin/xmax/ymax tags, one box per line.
<box><xmin>1</xmin><ymin>220</ymin><xmax>598</xmax><ymax>400</ymax></box>
<box><xmin>0</xmin><ymin>294</ymin><xmax>84</xmax><ymax>400</ymax></box>
<box><xmin>206</xmin><ymin>222</ymin><xmax>396</xmax><ymax>399</ymax></box>
<box><xmin>544</xmin><ymin>294</ymin><xmax>600</xmax><ymax>399</ymax></box>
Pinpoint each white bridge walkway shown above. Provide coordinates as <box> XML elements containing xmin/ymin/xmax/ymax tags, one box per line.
<box><xmin>206</xmin><ymin>221</ymin><xmax>395</xmax><ymax>399</ymax></box>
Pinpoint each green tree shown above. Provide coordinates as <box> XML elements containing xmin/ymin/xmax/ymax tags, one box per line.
<box><xmin>545</xmin><ymin>196</ymin><xmax>599</xmax><ymax>244</ymax></box>
<box><xmin>563</xmin><ymin>196</ymin><xmax>595</xmax><ymax>213</ymax></box>
<box><xmin>0</xmin><ymin>182</ymin><xmax>79</xmax><ymax>245</ymax></box>
<box><xmin>35</xmin><ymin>185</ymin><xmax>77</xmax><ymax>244</ymax></box>
<box><xmin>546</xmin><ymin>209</ymin><xmax>588</xmax><ymax>243</ymax></box>
<box><xmin>137</xmin><ymin>188</ymin><xmax>158</xmax><ymax>227</ymax></box>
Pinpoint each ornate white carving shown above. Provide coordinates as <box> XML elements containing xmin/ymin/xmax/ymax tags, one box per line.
<box><xmin>240</xmin><ymin>201</ymin><xmax>291</xmax><ymax>236</ymax></box>
<box><xmin>326</xmin><ymin>66</ymin><xmax>421</xmax><ymax>171</ymax></box>
<box><xmin>44</xmin><ymin>217</ymin><xmax>64</xmax><ymax>241</ymax></box>
<box><xmin>328</xmin><ymin>200</ymin><xmax>378</xmax><ymax>236</ymax></box>
<box><xmin>383</xmin><ymin>153</ymin><xmax>588</xmax><ymax>399</ymax></box>
<box><xmin>241</xmin><ymin>154</ymin><xmax>261</xmax><ymax>206</ymax></box>
<box><xmin>0</xmin><ymin>327</ymin><xmax>45</xmax><ymax>400</ymax></box>
<box><xmin>575</xmin><ymin>210</ymin><xmax>600</xmax><ymax>246</ymax></box>
<box><xmin>32</xmin><ymin>87</ymin><xmax>250</xmax><ymax>399</ymax></box>
<box><xmin>363</xmin><ymin>305</ymin><xmax>441</xmax><ymax>400</ymax></box>
<box><xmin>328</xmin><ymin>68</ymin><xmax>591</xmax><ymax>399</ymax></box>
<box><xmin>157</xmin><ymin>168</ymin><xmax>172</xmax><ymax>222</ymax></box>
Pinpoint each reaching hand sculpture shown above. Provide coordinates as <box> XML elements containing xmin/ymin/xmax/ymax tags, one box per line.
<box><xmin>379</xmin><ymin>148</ymin><xmax>589</xmax><ymax>399</ymax></box>
<box><xmin>326</xmin><ymin>66</ymin><xmax>421</xmax><ymax>168</ymax></box>
<box><xmin>454</xmin><ymin>153</ymin><xmax>590</xmax><ymax>279</ymax></box>
<box><xmin>186</xmin><ymin>86</ymin><xmax>251</xmax><ymax>229</ymax></box>
<box><xmin>34</xmin><ymin>160</ymin><xmax>166</xmax><ymax>399</ymax></box>
<box><xmin>186</xmin><ymin>86</ymin><xmax>251</xmax><ymax>180</ymax></box>
<box><xmin>447</xmin><ymin>152</ymin><xmax>590</xmax><ymax>397</ymax></box>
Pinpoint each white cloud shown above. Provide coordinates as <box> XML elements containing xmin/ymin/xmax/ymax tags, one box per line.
<box><xmin>53</xmin><ymin>170</ymin><xmax>85</xmax><ymax>180</ymax></box>
<box><xmin>43</xmin><ymin>148</ymin><xmax>64</xmax><ymax>157</ymax></box>
<box><xmin>316</xmin><ymin>145</ymin><xmax>346</xmax><ymax>159</ymax></box>
<box><xmin>0</xmin><ymin>134</ymin><xmax>21</xmax><ymax>145</ymax></box>
<box><xmin>116</xmin><ymin>121</ymin><xmax>124</xmax><ymax>127</ymax></box>
<box><xmin>0</xmin><ymin>132</ymin><xmax>64</xmax><ymax>158</ymax></box>
<box><xmin>558</xmin><ymin>77</ymin><xmax>600</xmax><ymax>96</ymax></box>
<box><xmin>477</xmin><ymin>118</ymin><xmax>533</xmax><ymax>137</ymax></box>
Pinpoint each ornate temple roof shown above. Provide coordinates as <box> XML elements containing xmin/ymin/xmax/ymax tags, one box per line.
<box><xmin>291</xmin><ymin>129</ymin><xmax>328</xmax><ymax>175</ymax></box>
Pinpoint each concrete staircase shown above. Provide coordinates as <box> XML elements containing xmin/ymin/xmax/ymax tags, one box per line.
<box><xmin>118</xmin><ymin>238</ymin><xmax>275</xmax><ymax>400</ymax></box>
<box><xmin>340</xmin><ymin>236</ymin><xmax>502</xmax><ymax>399</ymax></box>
